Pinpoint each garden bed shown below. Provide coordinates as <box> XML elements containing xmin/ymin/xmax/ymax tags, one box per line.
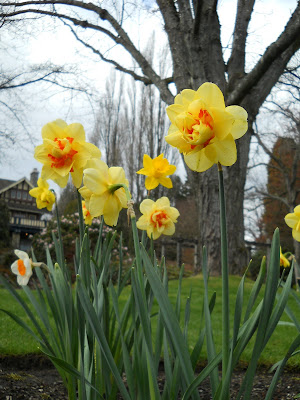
<box><xmin>1</xmin><ymin>355</ymin><xmax>300</xmax><ymax>399</ymax></box>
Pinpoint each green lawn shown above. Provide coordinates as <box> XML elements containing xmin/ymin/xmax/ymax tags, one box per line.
<box><xmin>0</xmin><ymin>274</ymin><xmax>299</xmax><ymax>368</ymax></box>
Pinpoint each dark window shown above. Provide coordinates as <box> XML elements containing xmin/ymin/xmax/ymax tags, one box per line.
<box><xmin>11</xmin><ymin>190</ymin><xmax>16</xmax><ymax>199</ymax></box>
<box><xmin>17</xmin><ymin>191</ymin><xmax>21</xmax><ymax>199</ymax></box>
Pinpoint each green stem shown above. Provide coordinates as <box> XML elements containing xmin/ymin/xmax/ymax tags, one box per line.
<box><xmin>218</xmin><ymin>163</ymin><xmax>230</xmax><ymax>395</ymax></box>
<box><xmin>77</xmin><ymin>190</ymin><xmax>84</xmax><ymax>246</ymax></box>
<box><xmin>114</xmin><ymin>184</ymin><xmax>144</xmax><ymax>286</ymax></box>
<box><xmin>54</xmin><ymin>196</ymin><xmax>65</xmax><ymax>269</ymax></box>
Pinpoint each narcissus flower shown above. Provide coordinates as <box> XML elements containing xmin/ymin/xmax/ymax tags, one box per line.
<box><xmin>11</xmin><ymin>250</ymin><xmax>36</xmax><ymax>286</ymax></box>
<box><xmin>285</xmin><ymin>205</ymin><xmax>300</xmax><ymax>242</ymax></box>
<box><xmin>279</xmin><ymin>247</ymin><xmax>290</xmax><ymax>268</ymax></box>
<box><xmin>29</xmin><ymin>178</ymin><xmax>55</xmax><ymax>211</ymax></box>
<box><xmin>165</xmin><ymin>82</ymin><xmax>248</xmax><ymax>172</ymax></box>
<box><xmin>136</xmin><ymin>197</ymin><xmax>179</xmax><ymax>240</ymax></box>
<box><xmin>137</xmin><ymin>154</ymin><xmax>176</xmax><ymax>190</ymax></box>
<box><xmin>79</xmin><ymin>159</ymin><xmax>129</xmax><ymax>226</ymax></box>
<box><xmin>82</xmin><ymin>201</ymin><xmax>93</xmax><ymax>225</ymax></box>
<box><xmin>34</xmin><ymin>119</ymin><xmax>101</xmax><ymax>188</ymax></box>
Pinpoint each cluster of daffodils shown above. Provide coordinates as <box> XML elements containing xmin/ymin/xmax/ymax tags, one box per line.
<box><xmin>11</xmin><ymin>82</ymin><xmax>300</xmax><ymax>285</ymax></box>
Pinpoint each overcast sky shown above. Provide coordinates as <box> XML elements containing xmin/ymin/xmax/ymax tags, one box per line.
<box><xmin>0</xmin><ymin>0</ymin><xmax>298</xmax><ymax>195</ymax></box>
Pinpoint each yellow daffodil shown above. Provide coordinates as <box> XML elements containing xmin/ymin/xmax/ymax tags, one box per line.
<box><xmin>285</xmin><ymin>205</ymin><xmax>300</xmax><ymax>242</ymax></box>
<box><xmin>11</xmin><ymin>250</ymin><xmax>37</xmax><ymax>286</ymax></box>
<box><xmin>136</xmin><ymin>197</ymin><xmax>179</xmax><ymax>240</ymax></box>
<box><xmin>79</xmin><ymin>159</ymin><xmax>129</xmax><ymax>226</ymax></box>
<box><xmin>82</xmin><ymin>201</ymin><xmax>93</xmax><ymax>225</ymax></box>
<box><xmin>137</xmin><ymin>154</ymin><xmax>177</xmax><ymax>190</ymax></box>
<box><xmin>34</xmin><ymin>119</ymin><xmax>101</xmax><ymax>188</ymax></box>
<box><xmin>29</xmin><ymin>178</ymin><xmax>56</xmax><ymax>211</ymax></box>
<box><xmin>165</xmin><ymin>82</ymin><xmax>248</xmax><ymax>172</ymax></box>
<box><xmin>280</xmin><ymin>247</ymin><xmax>290</xmax><ymax>268</ymax></box>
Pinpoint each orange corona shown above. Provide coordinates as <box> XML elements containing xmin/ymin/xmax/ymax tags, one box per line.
<box><xmin>17</xmin><ymin>259</ymin><xmax>26</xmax><ymax>276</ymax></box>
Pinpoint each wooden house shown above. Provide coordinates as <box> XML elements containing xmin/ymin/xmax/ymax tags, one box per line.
<box><xmin>0</xmin><ymin>168</ymin><xmax>47</xmax><ymax>250</ymax></box>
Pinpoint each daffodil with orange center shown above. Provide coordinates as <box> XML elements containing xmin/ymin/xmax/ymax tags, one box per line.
<box><xmin>285</xmin><ymin>205</ymin><xmax>300</xmax><ymax>242</ymax></box>
<box><xmin>165</xmin><ymin>82</ymin><xmax>248</xmax><ymax>172</ymax></box>
<box><xmin>34</xmin><ymin>119</ymin><xmax>101</xmax><ymax>188</ymax></box>
<box><xmin>137</xmin><ymin>154</ymin><xmax>177</xmax><ymax>190</ymax></box>
<box><xmin>29</xmin><ymin>178</ymin><xmax>56</xmax><ymax>211</ymax></box>
<box><xmin>10</xmin><ymin>250</ymin><xmax>43</xmax><ymax>286</ymax></box>
<box><xmin>79</xmin><ymin>159</ymin><xmax>129</xmax><ymax>226</ymax></box>
<box><xmin>82</xmin><ymin>201</ymin><xmax>93</xmax><ymax>225</ymax></box>
<box><xmin>136</xmin><ymin>197</ymin><xmax>179</xmax><ymax>240</ymax></box>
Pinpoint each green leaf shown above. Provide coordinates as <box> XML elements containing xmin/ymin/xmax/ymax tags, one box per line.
<box><xmin>140</xmin><ymin>245</ymin><xmax>199</xmax><ymax>399</ymax></box>
<box><xmin>202</xmin><ymin>246</ymin><xmax>219</xmax><ymax>396</ymax></box>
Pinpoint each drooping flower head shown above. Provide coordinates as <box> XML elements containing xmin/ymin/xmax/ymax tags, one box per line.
<box><xmin>279</xmin><ymin>247</ymin><xmax>290</xmax><ymax>268</ymax></box>
<box><xmin>34</xmin><ymin>119</ymin><xmax>101</xmax><ymax>188</ymax></box>
<box><xmin>136</xmin><ymin>197</ymin><xmax>179</xmax><ymax>240</ymax></box>
<box><xmin>165</xmin><ymin>82</ymin><xmax>248</xmax><ymax>172</ymax></box>
<box><xmin>82</xmin><ymin>200</ymin><xmax>93</xmax><ymax>225</ymax></box>
<box><xmin>11</xmin><ymin>250</ymin><xmax>33</xmax><ymax>286</ymax></box>
<box><xmin>29</xmin><ymin>178</ymin><xmax>56</xmax><ymax>211</ymax></box>
<box><xmin>79</xmin><ymin>159</ymin><xmax>129</xmax><ymax>226</ymax></box>
<box><xmin>137</xmin><ymin>154</ymin><xmax>176</xmax><ymax>190</ymax></box>
<box><xmin>284</xmin><ymin>205</ymin><xmax>300</xmax><ymax>242</ymax></box>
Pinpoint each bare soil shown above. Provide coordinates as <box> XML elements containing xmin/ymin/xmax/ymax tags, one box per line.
<box><xmin>0</xmin><ymin>354</ymin><xmax>299</xmax><ymax>399</ymax></box>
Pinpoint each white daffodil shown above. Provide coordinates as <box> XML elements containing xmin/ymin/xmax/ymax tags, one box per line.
<box><xmin>11</xmin><ymin>250</ymin><xmax>42</xmax><ymax>286</ymax></box>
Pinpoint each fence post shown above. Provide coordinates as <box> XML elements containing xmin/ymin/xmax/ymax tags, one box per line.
<box><xmin>194</xmin><ymin>243</ymin><xmax>198</xmax><ymax>273</ymax></box>
<box><xmin>161</xmin><ymin>243</ymin><xmax>165</xmax><ymax>260</ymax></box>
<box><xmin>177</xmin><ymin>240</ymin><xmax>182</xmax><ymax>267</ymax></box>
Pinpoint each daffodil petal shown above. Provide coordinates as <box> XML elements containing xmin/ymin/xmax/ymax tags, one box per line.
<box><xmin>89</xmin><ymin>193</ymin><xmax>108</xmax><ymax>217</ymax></box>
<box><xmin>156</xmin><ymin>197</ymin><xmax>170</xmax><ymax>209</ymax></box>
<box><xmin>162</xmin><ymin>221</ymin><xmax>175</xmax><ymax>236</ymax></box>
<box><xmin>83</xmin><ymin>166</ymin><xmax>109</xmax><ymax>195</ymax></box>
<box><xmin>65</xmin><ymin>123</ymin><xmax>86</xmax><ymax>141</ymax></box>
<box><xmin>166</xmin><ymin>104</ymin><xmax>185</xmax><ymax>124</ymax></box>
<box><xmin>109</xmin><ymin>167</ymin><xmax>127</xmax><ymax>185</ymax></box>
<box><xmin>14</xmin><ymin>250</ymin><xmax>29</xmax><ymax>260</ymax></box>
<box><xmin>115</xmin><ymin>188</ymin><xmax>128</xmax><ymax>208</ymax></box>
<box><xmin>293</xmin><ymin>229</ymin><xmax>300</xmax><ymax>242</ymax></box>
<box><xmin>214</xmin><ymin>135</ymin><xmax>237</xmax><ymax>166</ymax></box>
<box><xmin>41</xmin><ymin>119</ymin><xmax>67</xmax><ymax>140</ymax></box>
<box><xmin>196</xmin><ymin>82</ymin><xmax>225</xmax><ymax>109</ymax></box>
<box><xmin>145</xmin><ymin>176</ymin><xmax>159</xmax><ymax>190</ymax></box>
<box><xmin>159</xmin><ymin>177</ymin><xmax>173</xmax><ymax>189</ymax></box>
<box><xmin>71</xmin><ymin>168</ymin><xmax>83</xmax><ymax>188</ymax></box>
<box><xmin>285</xmin><ymin>213</ymin><xmax>299</xmax><ymax>229</ymax></box>
<box><xmin>184</xmin><ymin>149</ymin><xmax>214</xmax><ymax>172</ymax></box>
<box><xmin>211</xmin><ymin>108</ymin><xmax>234</xmax><ymax>140</ymax></box>
<box><xmin>165</xmin><ymin>130</ymin><xmax>192</xmax><ymax>153</ymax></box>
<box><xmin>226</xmin><ymin>106</ymin><xmax>248</xmax><ymax>139</ymax></box>
<box><xmin>140</xmin><ymin>199</ymin><xmax>154</xmax><ymax>214</ymax></box>
<box><xmin>294</xmin><ymin>205</ymin><xmax>300</xmax><ymax>216</ymax></box>
<box><xmin>136</xmin><ymin>215</ymin><xmax>149</xmax><ymax>230</ymax></box>
<box><xmin>79</xmin><ymin>186</ymin><xmax>93</xmax><ymax>200</ymax></box>
<box><xmin>103</xmin><ymin>194</ymin><xmax>121</xmax><ymax>226</ymax></box>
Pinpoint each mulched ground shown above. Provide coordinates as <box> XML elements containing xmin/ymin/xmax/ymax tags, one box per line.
<box><xmin>0</xmin><ymin>354</ymin><xmax>300</xmax><ymax>399</ymax></box>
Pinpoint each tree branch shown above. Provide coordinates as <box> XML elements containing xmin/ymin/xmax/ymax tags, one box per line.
<box><xmin>227</xmin><ymin>0</ymin><xmax>255</xmax><ymax>87</ymax></box>
<box><xmin>227</xmin><ymin>3</ymin><xmax>300</xmax><ymax>105</ymax></box>
<box><xmin>257</xmin><ymin>189</ymin><xmax>290</xmax><ymax>209</ymax></box>
<box><xmin>0</xmin><ymin>0</ymin><xmax>175</xmax><ymax>103</ymax></box>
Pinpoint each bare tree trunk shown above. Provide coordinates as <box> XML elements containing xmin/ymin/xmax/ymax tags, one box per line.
<box><xmin>196</xmin><ymin>167</ymin><xmax>221</xmax><ymax>275</ymax></box>
<box><xmin>225</xmin><ymin>132</ymin><xmax>252</xmax><ymax>274</ymax></box>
